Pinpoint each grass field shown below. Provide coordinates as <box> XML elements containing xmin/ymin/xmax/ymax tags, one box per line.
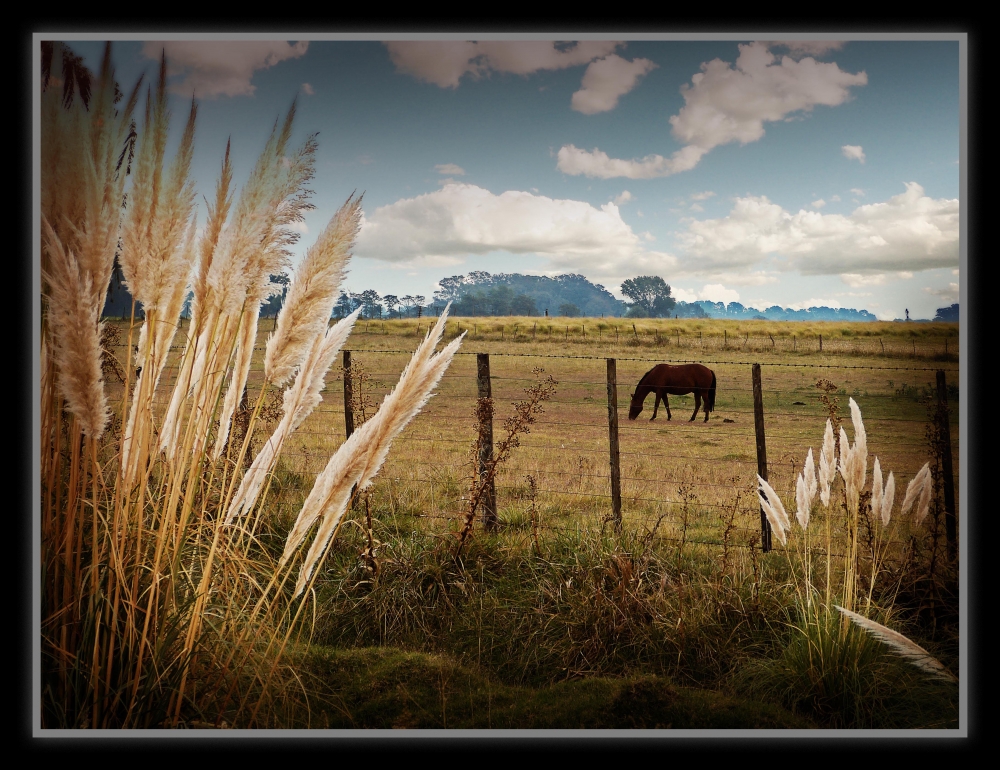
<box><xmin>90</xmin><ymin>315</ymin><xmax>961</xmax><ymax>729</ymax></box>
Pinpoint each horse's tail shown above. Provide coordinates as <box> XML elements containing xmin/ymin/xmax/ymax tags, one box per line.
<box><xmin>706</xmin><ymin>371</ymin><xmax>717</xmax><ymax>413</ymax></box>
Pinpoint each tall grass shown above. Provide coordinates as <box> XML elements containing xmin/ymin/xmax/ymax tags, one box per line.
<box><xmin>39</xmin><ymin>43</ymin><xmax>461</xmax><ymax>728</ymax></box>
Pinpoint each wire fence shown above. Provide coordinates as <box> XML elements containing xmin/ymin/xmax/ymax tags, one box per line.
<box><xmin>101</xmin><ymin>323</ymin><xmax>961</xmax><ymax>561</ymax></box>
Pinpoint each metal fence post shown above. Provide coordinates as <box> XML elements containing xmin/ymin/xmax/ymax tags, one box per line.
<box><xmin>752</xmin><ymin>363</ymin><xmax>772</xmax><ymax>552</ymax></box>
<box><xmin>606</xmin><ymin>358</ymin><xmax>623</xmax><ymax>533</ymax></box>
<box><xmin>936</xmin><ymin>370</ymin><xmax>957</xmax><ymax>561</ymax></box>
<box><xmin>477</xmin><ymin>353</ymin><xmax>498</xmax><ymax>532</ymax></box>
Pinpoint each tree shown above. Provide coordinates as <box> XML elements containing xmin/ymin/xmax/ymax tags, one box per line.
<box><xmin>413</xmin><ymin>295</ymin><xmax>426</xmax><ymax>318</ymax></box>
<box><xmin>487</xmin><ymin>285</ymin><xmax>515</xmax><ymax>315</ymax></box>
<box><xmin>400</xmin><ymin>295</ymin><xmax>415</xmax><ymax>317</ymax></box>
<box><xmin>558</xmin><ymin>302</ymin><xmax>581</xmax><ymax>317</ymax></box>
<box><xmin>510</xmin><ymin>293</ymin><xmax>537</xmax><ymax>316</ymax></box>
<box><xmin>333</xmin><ymin>291</ymin><xmax>356</xmax><ymax>319</ymax></box>
<box><xmin>382</xmin><ymin>294</ymin><xmax>399</xmax><ymax>319</ymax></box>
<box><xmin>620</xmin><ymin>276</ymin><xmax>676</xmax><ymax>318</ymax></box>
<box><xmin>358</xmin><ymin>289</ymin><xmax>382</xmax><ymax>319</ymax></box>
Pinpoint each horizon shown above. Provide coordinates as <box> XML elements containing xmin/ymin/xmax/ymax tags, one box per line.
<box><xmin>59</xmin><ymin>36</ymin><xmax>962</xmax><ymax>321</ymax></box>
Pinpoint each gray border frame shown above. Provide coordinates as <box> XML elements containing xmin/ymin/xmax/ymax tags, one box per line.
<box><xmin>32</xmin><ymin>30</ymin><xmax>968</xmax><ymax>740</ymax></box>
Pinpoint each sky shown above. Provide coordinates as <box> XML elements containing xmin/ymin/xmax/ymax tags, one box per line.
<box><xmin>58</xmin><ymin>36</ymin><xmax>962</xmax><ymax>320</ymax></box>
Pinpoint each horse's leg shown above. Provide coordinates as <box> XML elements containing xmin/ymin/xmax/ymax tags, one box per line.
<box><xmin>664</xmin><ymin>391</ymin><xmax>671</xmax><ymax>420</ymax></box>
<box><xmin>650</xmin><ymin>390</ymin><xmax>660</xmax><ymax>420</ymax></box>
<box><xmin>703</xmin><ymin>388</ymin><xmax>710</xmax><ymax>422</ymax></box>
<box><xmin>690</xmin><ymin>391</ymin><xmax>701</xmax><ymax>422</ymax></box>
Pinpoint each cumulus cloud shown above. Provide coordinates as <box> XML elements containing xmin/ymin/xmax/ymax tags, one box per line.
<box><xmin>690</xmin><ymin>191</ymin><xmax>715</xmax><ymax>201</ymax></box>
<box><xmin>355</xmin><ymin>182</ymin><xmax>678</xmax><ymax>282</ymax></box>
<box><xmin>557</xmin><ymin>144</ymin><xmax>707</xmax><ymax>179</ymax></box>
<box><xmin>384</xmin><ymin>40</ymin><xmax>620</xmax><ymax>88</ymax></box>
<box><xmin>674</xmin><ymin>182</ymin><xmax>958</xmax><ymax>275</ymax></box>
<box><xmin>787</xmin><ymin>297</ymin><xmax>845</xmax><ymax>310</ymax></box>
<box><xmin>842</xmin><ymin>145</ymin><xmax>866</xmax><ymax>163</ymax></box>
<box><xmin>698</xmin><ymin>284</ymin><xmax>741</xmax><ymax>303</ymax></box>
<box><xmin>301</xmin><ymin>82</ymin><xmax>314</xmax><ymax>95</ymax></box>
<box><xmin>811</xmin><ymin>199</ymin><xmax>826</xmax><ymax>209</ymax></box>
<box><xmin>435</xmin><ymin>163</ymin><xmax>466</xmax><ymax>175</ymax></box>
<box><xmin>141</xmin><ymin>41</ymin><xmax>308</xmax><ymax>98</ymax></box>
<box><xmin>571</xmin><ymin>54</ymin><xmax>658</xmax><ymax>114</ymax></box>
<box><xmin>690</xmin><ymin>203</ymin><xmax>704</xmax><ymax>212</ymax></box>
<box><xmin>831</xmin><ymin>194</ymin><xmax>841</xmax><ymax>202</ymax></box>
<box><xmin>613</xmin><ymin>190</ymin><xmax>633</xmax><ymax>206</ymax></box>
<box><xmin>850</xmin><ymin>188</ymin><xmax>865</xmax><ymax>196</ymax></box>
<box><xmin>558</xmin><ymin>41</ymin><xmax>866</xmax><ymax>178</ymax></box>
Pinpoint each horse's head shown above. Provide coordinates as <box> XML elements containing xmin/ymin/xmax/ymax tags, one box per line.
<box><xmin>627</xmin><ymin>391</ymin><xmax>643</xmax><ymax>420</ymax></box>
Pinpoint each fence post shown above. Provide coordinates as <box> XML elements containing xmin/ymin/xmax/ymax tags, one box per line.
<box><xmin>343</xmin><ymin>351</ymin><xmax>354</xmax><ymax>440</ymax></box>
<box><xmin>936</xmin><ymin>370</ymin><xmax>957</xmax><ymax>561</ymax></box>
<box><xmin>606</xmin><ymin>358</ymin><xmax>623</xmax><ymax>533</ymax></box>
<box><xmin>477</xmin><ymin>353</ymin><xmax>498</xmax><ymax>532</ymax></box>
<box><xmin>752</xmin><ymin>363</ymin><xmax>772</xmax><ymax>552</ymax></box>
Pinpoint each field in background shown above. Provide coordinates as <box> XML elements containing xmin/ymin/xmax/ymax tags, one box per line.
<box><xmin>102</xmin><ymin>315</ymin><xmax>959</xmax><ymax>570</ymax></box>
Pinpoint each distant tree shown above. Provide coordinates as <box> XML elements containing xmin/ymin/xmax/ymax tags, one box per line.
<box><xmin>558</xmin><ymin>302</ymin><xmax>581</xmax><ymax>317</ymax></box>
<box><xmin>933</xmin><ymin>303</ymin><xmax>959</xmax><ymax>322</ymax></box>
<box><xmin>400</xmin><ymin>295</ymin><xmax>415</xmax><ymax>317</ymax></box>
<box><xmin>413</xmin><ymin>295</ymin><xmax>426</xmax><ymax>318</ymax></box>
<box><xmin>433</xmin><ymin>275</ymin><xmax>467</xmax><ymax>304</ymax></box>
<box><xmin>358</xmin><ymin>289</ymin><xmax>383</xmax><ymax>319</ymax></box>
<box><xmin>487</xmin><ymin>285</ymin><xmax>515</xmax><ymax>315</ymax></box>
<box><xmin>333</xmin><ymin>291</ymin><xmax>356</xmax><ymax>319</ymax></box>
<box><xmin>382</xmin><ymin>294</ymin><xmax>400</xmax><ymax>319</ymax></box>
<box><xmin>510</xmin><ymin>293</ymin><xmax>537</xmax><ymax>316</ymax></box>
<box><xmin>621</xmin><ymin>276</ymin><xmax>676</xmax><ymax>318</ymax></box>
<box><xmin>260</xmin><ymin>273</ymin><xmax>290</xmax><ymax>318</ymax></box>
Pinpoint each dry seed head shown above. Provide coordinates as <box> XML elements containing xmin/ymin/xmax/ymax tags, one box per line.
<box><xmin>804</xmin><ymin>446</ymin><xmax>818</xmax><ymax>504</ymax></box>
<box><xmin>900</xmin><ymin>462</ymin><xmax>931</xmax><ymax>519</ymax></box>
<box><xmin>882</xmin><ymin>472</ymin><xmax>896</xmax><ymax>526</ymax></box>
<box><xmin>265</xmin><ymin>193</ymin><xmax>362</xmax><ymax>386</ymax></box>
<box><xmin>848</xmin><ymin>397</ymin><xmax>868</xmax><ymax>491</ymax></box>
<box><xmin>757</xmin><ymin>474</ymin><xmax>789</xmax><ymax>542</ymax></box>
<box><xmin>872</xmin><ymin>457</ymin><xmax>884</xmax><ymax>526</ymax></box>
<box><xmin>915</xmin><ymin>473</ymin><xmax>933</xmax><ymax>525</ymax></box>
<box><xmin>795</xmin><ymin>473</ymin><xmax>809</xmax><ymax>530</ymax></box>
<box><xmin>819</xmin><ymin>418</ymin><xmax>835</xmax><ymax>507</ymax></box>
<box><xmin>286</xmin><ymin>306</ymin><xmax>462</xmax><ymax>595</ymax></box>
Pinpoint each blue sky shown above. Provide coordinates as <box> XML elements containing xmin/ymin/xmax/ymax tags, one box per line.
<box><xmin>60</xmin><ymin>36</ymin><xmax>961</xmax><ymax>319</ymax></box>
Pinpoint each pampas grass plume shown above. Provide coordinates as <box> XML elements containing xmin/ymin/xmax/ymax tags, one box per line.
<box><xmin>285</xmin><ymin>307</ymin><xmax>463</xmax><ymax>596</ymax></box>
<box><xmin>900</xmin><ymin>463</ymin><xmax>931</xmax><ymax>520</ymax></box>
<box><xmin>835</xmin><ymin>605</ymin><xmax>957</xmax><ymax>682</ymax></box>
<box><xmin>819</xmin><ymin>419</ymin><xmax>836</xmax><ymax>507</ymax></box>
<box><xmin>757</xmin><ymin>474</ymin><xmax>789</xmax><ymax>545</ymax></box>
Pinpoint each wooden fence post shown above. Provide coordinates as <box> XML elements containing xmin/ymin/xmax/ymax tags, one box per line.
<box><xmin>343</xmin><ymin>351</ymin><xmax>354</xmax><ymax>440</ymax></box>
<box><xmin>607</xmin><ymin>358</ymin><xmax>623</xmax><ymax>533</ymax></box>
<box><xmin>752</xmin><ymin>363</ymin><xmax>772</xmax><ymax>552</ymax></box>
<box><xmin>477</xmin><ymin>353</ymin><xmax>498</xmax><ymax>532</ymax></box>
<box><xmin>936</xmin><ymin>370</ymin><xmax>957</xmax><ymax>561</ymax></box>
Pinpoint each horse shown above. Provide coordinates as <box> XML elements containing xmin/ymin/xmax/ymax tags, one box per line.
<box><xmin>627</xmin><ymin>363</ymin><xmax>716</xmax><ymax>423</ymax></box>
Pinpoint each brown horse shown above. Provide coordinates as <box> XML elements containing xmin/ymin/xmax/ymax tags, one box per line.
<box><xmin>628</xmin><ymin>363</ymin><xmax>716</xmax><ymax>422</ymax></box>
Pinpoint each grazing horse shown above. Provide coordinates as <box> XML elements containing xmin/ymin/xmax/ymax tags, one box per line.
<box><xmin>628</xmin><ymin>363</ymin><xmax>716</xmax><ymax>423</ymax></box>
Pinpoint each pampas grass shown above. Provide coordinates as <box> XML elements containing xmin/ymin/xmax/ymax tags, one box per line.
<box><xmin>757</xmin><ymin>475</ymin><xmax>790</xmax><ymax>546</ymax></box>
<box><xmin>835</xmin><ymin>606</ymin><xmax>956</xmax><ymax>683</ymax></box>
<box><xmin>284</xmin><ymin>307</ymin><xmax>464</xmax><ymax>596</ymax></box>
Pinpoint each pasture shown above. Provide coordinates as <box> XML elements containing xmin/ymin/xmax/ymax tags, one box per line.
<box><xmin>94</xmin><ymin>315</ymin><xmax>961</xmax><ymax>729</ymax></box>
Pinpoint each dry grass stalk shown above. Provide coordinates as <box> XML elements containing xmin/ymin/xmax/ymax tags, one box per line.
<box><xmin>900</xmin><ymin>463</ymin><xmax>932</xmax><ymax>523</ymax></box>
<box><xmin>757</xmin><ymin>475</ymin><xmax>789</xmax><ymax>546</ymax></box>
<box><xmin>283</xmin><ymin>308</ymin><xmax>464</xmax><ymax>596</ymax></box>
<box><xmin>819</xmin><ymin>419</ymin><xmax>836</xmax><ymax>507</ymax></box>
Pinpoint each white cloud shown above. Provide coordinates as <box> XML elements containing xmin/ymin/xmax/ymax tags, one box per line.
<box><xmin>698</xmin><ymin>284</ymin><xmax>740</xmax><ymax>303</ymax></box>
<box><xmin>384</xmin><ymin>41</ymin><xmax>620</xmax><ymax>89</ymax></box>
<box><xmin>558</xmin><ymin>41</ymin><xmax>866</xmax><ymax>178</ymax></box>
<box><xmin>288</xmin><ymin>220</ymin><xmax>309</xmax><ymax>234</ymax></box>
<box><xmin>141</xmin><ymin>41</ymin><xmax>309</xmax><ymax>98</ymax></box>
<box><xmin>786</xmin><ymin>297</ymin><xmax>845</xmax><ymax>310</ymax></box>
<box><xmin>556</xmin><ymin>144</ymin><xmax>707</xmax><ymax>179</ymax></box>
<box><xmin>690</xmin><ymin>191</ymin><xmax>715</xmax><ymax>201</ymax></box>
<box><xmin>925</xmin><ymin>282</ymin><xmax>959</xmax><ymax>302</ymax></box>
<box><xmin>831</xmin><ymin>194</ymin><xmax>841</xmax><ymax>202</ymax></box>
<box><xmin>301</xmin><ymin>82</ymin><xmax>314</xmax><ymax>95</ymax></box>
<box><xmin>840</xmin><ymin>273</ymin><xmax>888</xmax><ymax>287</ymax></box>
<box><xmin>613</xmin><ymin>190</ymin><xmax>633</xmax><ymax>206</ymax></box>
<box><xmin>672</xmin><ymin>286</ymin><xmax>698</xmax><ymax>302</ymax></box>
<box><xmin>690</xmin><ymin>203</ymin><xmax>704</xmax><ymax>212</ymax></box>
<box><xmin>764</xmin><ymin>40</ymin><xmax>846</xmax><ymax>58</ymax></box>
<box><xmin>571</xmin><ymin>55</ymin><xmax>657</xmax><ymax>114</ymax></box>
<box><xmin>355</xmin><ymin>182</ymin><xmax>678</xmax><ymax>283</ymax></box>
<box><xmin>434</xmin><ymin>163</ymin><xmax>466</xmax><ymax>175</ymax></box>
<box><xmin>811</xmin><ymin>199</ymin><xmax>826</xmax><ymax>209</ymax></box>
<box><xmin>642</xmin><ymin>231</ymin><xmax>655</xmax><ymax>241</ymax></box>
<box><xmin>842</xmin><ymin>145</ymin><xmax>866</xmax><ymax>163</ymax></box>
<box><xmin>850</xmin><ymin>188</ymin><xmax>865</xmax><ymax>197</ymax></box>
<box><xmin>675</xmin><ymin>182</ymin><xmax>958</xmax><ymax>274</ymax></box>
